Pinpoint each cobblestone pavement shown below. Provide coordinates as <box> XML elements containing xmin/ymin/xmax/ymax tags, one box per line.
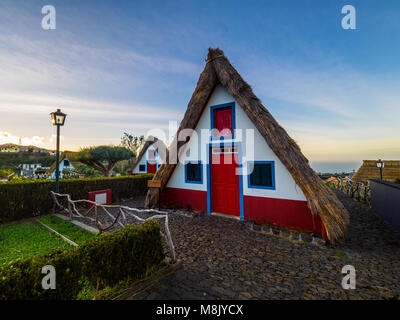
<box><xmin>91</xmin><ymin>192</ymin><xmax>400</xmax><ymax>300</ymax></box>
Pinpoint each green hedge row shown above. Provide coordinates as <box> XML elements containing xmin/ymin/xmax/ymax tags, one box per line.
<box><xmin>0</xmin><ymin>221</ymin><xmax>164</xmax><ymax>300</ymax></box>
<box><xmin>0</xmin><ymin>174</ymin><xmax>153</xmax><ymax>223</ymax></box>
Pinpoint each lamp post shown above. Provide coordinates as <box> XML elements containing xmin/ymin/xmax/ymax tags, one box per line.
<box><xmin>50</xmin><ymin>109</ymin><xmax>67</xmax><ymax>193</ymax></box>
<box><xmin>376</xmin><ymin>159</ymin><xmax>384</xmax><ymax>180</ymax></box>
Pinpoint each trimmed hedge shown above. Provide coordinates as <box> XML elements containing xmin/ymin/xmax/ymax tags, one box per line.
<box><xmin>0</xmin><ymin>221</ymin><xmax>164</xmax><ymax>300</ymax></box>
<box><xmin>0</xmin><ymin>174</ymin><xmax>153</xmax><ymax>223</ymax></box>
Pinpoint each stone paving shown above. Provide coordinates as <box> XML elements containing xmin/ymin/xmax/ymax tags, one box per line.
<box><xmin>81</xmin><ymin>191</ymin><xmax>400</xmax><ymax>300</ymax></box>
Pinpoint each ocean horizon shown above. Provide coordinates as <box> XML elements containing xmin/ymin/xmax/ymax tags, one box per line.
<box><xmin>309</xmin><ymin>161</ymin><xmax>362</xmax><ymax>174</ymax></box>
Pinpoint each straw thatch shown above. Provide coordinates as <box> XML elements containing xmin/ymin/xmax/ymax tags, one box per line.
<box><xmin>44</xmin><ymin>152</ymin><xmax>80</xmax><ymax>178</ymax></box>
<box><xmin>44</xmin><ymin>153</ymin><xmax>67</xmax><ymax>178</ymax></box>
<box><xmin>130</xmin><ymin>136</ymin><xmax>167</xmax><ymax>173</ymax></box>
<box><xmin>145</xmin><ymin>48</ymin><xmax>349</xmax><ymax>244</ymax></box>
<box><xmin>352</xmin><ymin>160</ymin><xmax>400</xmax><ymax>184</ymax></box>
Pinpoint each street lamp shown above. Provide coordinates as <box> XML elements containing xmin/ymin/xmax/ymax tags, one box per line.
<box><xmin>376</xmin><ymin>159</ymin><xmax>384</xmax><ymax>180</ymax></box>
<box><xmin>50</xmin><ymin>109</ymin><xmax>67</xmax><ymax>193</ymax></box>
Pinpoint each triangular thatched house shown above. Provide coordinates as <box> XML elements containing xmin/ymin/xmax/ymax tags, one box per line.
<box><xmin>352</xmin><ymin>160</ymin><xmax>400</xmax><ymax>184</ymax></box>
<box><xmin>145</xmin><ymin>48</ymin><xmax>349</xmax><ymax>244</ymax></box>
<box><xmin>130</xmin><ymin>137</ymin><xmax>167</xmax><ymax>175</ymax></box>
<box><xmin>45</xmin><ymin>153</ymin><xmax>74</xmax><ymax>179</ymax></box>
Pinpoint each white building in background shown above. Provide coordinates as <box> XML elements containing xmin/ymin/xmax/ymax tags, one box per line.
<box><xmin>19</xmin><ymin>163</ymin><xmax>49</xmax><ymax>179</ymax></box>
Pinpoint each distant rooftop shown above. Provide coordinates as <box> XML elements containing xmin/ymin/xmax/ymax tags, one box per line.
<box><xmin>352</xmin><ymin>160</ymin><xmax>400</xmax><ymax>184</ymax></box>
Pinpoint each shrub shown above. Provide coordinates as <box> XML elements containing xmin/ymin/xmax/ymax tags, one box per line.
<box><xmin>0</xmin><ymin>174</ymin><xmax>153</xmax><ymax>223</ymax></box>
<box><xmin>0</xmin><ymin>221</ymin><xmax>164</xmax><ymax>300</ymax></box>
<box><xmin>395</xmin><ymin>178</ymin><xmax>400</xmax><ymax>185</ymax></box>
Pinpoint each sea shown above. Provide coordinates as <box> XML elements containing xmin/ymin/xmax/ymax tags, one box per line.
<box><xmin>309</xmin><ymin>161</ymin><xmax>363</xmax><ymax>174</ymax></box>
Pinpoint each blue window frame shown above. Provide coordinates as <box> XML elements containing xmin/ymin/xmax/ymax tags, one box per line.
<box><xmin>185</xmin><ymin>161</ymin><xmax>203</xmax><ymax>184</ymax></box>
<box><xmin>247</xmin><ymin>161</ymin><xmax>275</xmax><ymax>190</ymax></box>
<box><xmin>139</xmin><ymin>164</ymin><xmax>146</xmax><ymax>172</ymax></box>
<box><xmin>210</xmin><ymin>102</ymin><xmax>236</xmax><ymax>140</ymax></box>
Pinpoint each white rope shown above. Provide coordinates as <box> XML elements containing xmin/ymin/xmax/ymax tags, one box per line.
<box><xmin>50</xmin><ymin>191</ymin><xmax>176</xmax><ymax>261</ymax></box>
<box><xmin>36</xmin><ymin>218</ymin><xmax>79</xmax><ymax>247</ymax></box>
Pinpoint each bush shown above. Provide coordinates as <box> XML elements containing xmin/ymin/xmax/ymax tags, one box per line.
<box><xmin>0</xmin><ymin>174</ymin><xmax>153</xmax><ymax>223</ymax></box>
<box><xmin>395</xmin><ymin>178</ymin><xmax>400</xmax><ymax>185</ymax></box>
<box><xmin>0</xmin><ymin>221</ymin><xmax>164</xmax><ymax>300</ymax></box>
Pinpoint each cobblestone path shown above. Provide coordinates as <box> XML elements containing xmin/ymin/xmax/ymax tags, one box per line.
<box><xmin>125</xmin><ymin>191</ymin><xmax>400</xmax><ymax>300</ymax></box>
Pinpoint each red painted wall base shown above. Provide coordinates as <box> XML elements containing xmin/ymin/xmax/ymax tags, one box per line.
<box><xmin>161</xmin><ymin>187</ymin><xmax>326</xmax><ymax>239</ymax></box>
<box><xmin>243</xmin><ymin>195</ymin><xmax>326</xmax><ymax>237</ymax></box>
<box><xmin>161</xmin><ymin>187</ymin><xmax>207</xmax><ymax>212</ymax></box>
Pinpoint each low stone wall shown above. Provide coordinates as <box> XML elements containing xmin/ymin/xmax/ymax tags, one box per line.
<box><xmin>370</xmin><ymin>179</ymin><xmax>400</xmax><ymax>232</ymax></box>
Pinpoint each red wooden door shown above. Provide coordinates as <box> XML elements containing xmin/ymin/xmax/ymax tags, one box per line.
<box><xmin>211</xmin><ymin>148</ymin><xmax>240</xmax><ymax>216</ymax></box>
<box><xmin>147</xmin><ymin>162</ymin><xmax>156</xmax><ymax>174</ymax></box>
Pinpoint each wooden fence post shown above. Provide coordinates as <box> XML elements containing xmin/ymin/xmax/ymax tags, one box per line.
<box><xmin>148</xmin><ymin>180</ymin><xmax>162</xmax><ymax>210</ymax></box>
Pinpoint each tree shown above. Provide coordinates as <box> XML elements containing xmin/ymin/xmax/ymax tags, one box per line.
<box><xmin>0</xmin><ymin>168</ymin><xmax>13</xmax><ymax>179</ymax></box>
<box><xmin>73</xmin><ymin>164</ymin><xmax>103</xmax><ymax>178</ymax></box>
<box><xmin>113</xmin><ymin>159</ymin><xmax>132</xmax><ymax>176</ymax></box>
<box><xmin>76</xmin><ymin>146</ymin><xmax>133</xmax><ymax>177</ymax></box>
<box><xmin>121</xmin><ymin>133</ymin><xmax>145</xmax><ymax>157</ymax></box>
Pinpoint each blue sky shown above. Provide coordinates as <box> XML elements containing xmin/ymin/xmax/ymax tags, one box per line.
<box><xmin>0</xmin><ymin>0</ymin><xmax>399</xmax><ymax>169</ymax></box>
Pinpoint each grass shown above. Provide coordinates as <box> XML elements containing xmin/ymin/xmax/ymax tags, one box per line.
<box><xmin>39</xmin><ymin>215</ymin><xmax>96</xmax><ymax>244</ymax></box>
<box><xmin>0</xmin><ymin>215</ymin><xmax>96</xmax><ymax>265</ymax></box>
<box><xmin>0</xmin><ymin>221</ymin><xmax>70</xmax><ymax>265</ymax></box>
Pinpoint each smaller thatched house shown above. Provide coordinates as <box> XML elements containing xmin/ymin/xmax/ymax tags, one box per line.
<box><xmin>130</xmin><ymin>137</ymin><xmax>166</xmax><ymax>175</ymax></box>
<box><xmin>352</xmin><ymin>160</ymin><xmax>400</xmax><ymax>184</ymax></box>
<box><xmin>45</xmin><ymin>154</ymin><xmax>74</xmax><ymax>179</ymax></box>
<box><xmin>145</xmin><ymin>48</ymin><xmax>349</xmax><ymax>244</ymax></box>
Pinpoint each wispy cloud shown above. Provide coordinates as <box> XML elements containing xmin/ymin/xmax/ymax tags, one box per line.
<box><xmin>243</xmin><ymin>58</ymin><xmax>400</xmax><ymax>160</ymax></box>
<box><xmin>0</xmin><ymin>33</ymin><xmax>199</xmax><ymax>92</ymax></box>
<box><xmin>248</xmin><ymin>58</ymin><xmax>400</xmax><ymax>122</ymax></box>
<box><xmin>0</xmin><ymin>92</ymin><xmax>183</xmax><ymax>121</ymax></box>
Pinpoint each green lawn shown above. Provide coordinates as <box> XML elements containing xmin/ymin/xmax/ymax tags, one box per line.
<box><xmin>0</xmin><ymin>215</ymin><xmax>96</xmax><ymax>265</ymax></box>
<box><xmin>39</xmin><ymin>215</ymin><xmax>95</xmax><ymax>244</ymax></box>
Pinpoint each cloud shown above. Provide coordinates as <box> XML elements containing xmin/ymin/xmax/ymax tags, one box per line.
<box><xmin>243</xmin><ymin>58</ymin><xmax>400</xmax><ymax>160</ymax></box>
<box><xmin>0</xmin><ymin>92</ymin><xmax>183</xmax><ymax>122</ymax></box>
<box><xmin>247</xmin><ymin>58</ymin><xmax>400</xmax><ymax>123</ymax></box>
<box><xmin>0</xmin><ymin>33</ymin><xmax>199</xmax><ymax>93</ymax></box>
<box><xmin>0</xmin><ymin>131</ymin><xmax>45</xmax><ymax>146</ymax></box>
<box><xmin>0</xmin><ymin>91</ymin><xmax>183</xmax><ymax>151</ymax></box>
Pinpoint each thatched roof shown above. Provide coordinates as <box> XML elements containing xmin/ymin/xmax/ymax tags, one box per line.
<box><xmin>44</xmin><ymin>153</ymin><xmax>67</xmax><ymax>178</ymax></box>
<box><xmin>352</xmin><ymin>160</ymin><xmax>400</xmax><ymax>184</ymax></box>
<box><xmin>145</xmin><ymin>48</ymin><xmax>349</xmax><ymax>244</ymax></box>
<box><xmin>130</xmin><ymin>136</ymin><xmax>167</xmax><ymax>172</ymax></box>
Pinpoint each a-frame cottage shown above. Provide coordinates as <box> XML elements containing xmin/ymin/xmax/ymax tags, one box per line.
<box><xmin>45</xmin><ymin>154</ymin><xmax>74</xmax><ymax>179</ymax></box>
<box><xmin>130</xmin><ymin>137</ymin><xmax>166</xmax><ymax>175</ymax></box>
<box><xmin>146</xmin><ymin>48</ymin><xmax>349</xmax><ymax>244</ymax></box>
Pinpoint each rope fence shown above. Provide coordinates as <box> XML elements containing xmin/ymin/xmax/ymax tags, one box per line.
<box><xmin>50</xmin><ymin>191</ymin><xmax>176</xmax><ymax>261</ymax></box>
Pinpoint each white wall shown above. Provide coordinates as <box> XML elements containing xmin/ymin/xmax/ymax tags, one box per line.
<box><xmin>167</xmin><ymin>84</ymin><xmax>306</xmax><ymax>201</ymax></box>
